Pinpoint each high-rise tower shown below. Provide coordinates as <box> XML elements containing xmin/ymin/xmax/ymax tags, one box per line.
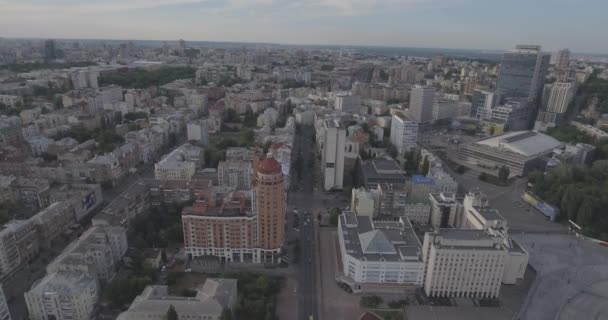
<box><xmin>255</xmin><ymin>154</ymin><xmax>285</xmax><ymax>263</ymax></box>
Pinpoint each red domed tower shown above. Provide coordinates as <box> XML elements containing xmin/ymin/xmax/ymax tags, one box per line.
<box><xmin>255</xmin><ymin>153</ymin><xmax>285</xmax><ymax>263</ymax></box>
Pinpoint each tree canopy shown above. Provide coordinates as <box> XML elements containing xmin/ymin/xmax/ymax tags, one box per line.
<box><xmin>99</xmin><ymin>67</ymin><xmax>195</xmax><ymax>89</ymax></box>
<box><xmin>531</xmin><ymin>161</ymin><xmax>608</xmax><ymax>240</ymax></box>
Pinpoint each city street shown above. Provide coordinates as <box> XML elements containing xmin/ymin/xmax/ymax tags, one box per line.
<box><xmin>290</xmin><ymin>124</ymin><xmax>321</xmax><ymax>320</ymax></box>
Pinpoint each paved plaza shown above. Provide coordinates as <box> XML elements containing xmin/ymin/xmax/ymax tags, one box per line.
<box><xmin>513</xmin><ymin>233</ymin><xmax>608</xmax><ymax>320</ymax></box>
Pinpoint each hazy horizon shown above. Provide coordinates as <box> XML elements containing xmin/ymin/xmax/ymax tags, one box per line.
<box><xmin>1</xmin><ymin>0</ymin><xmax>607</xmax><ymax>54</ymax></box>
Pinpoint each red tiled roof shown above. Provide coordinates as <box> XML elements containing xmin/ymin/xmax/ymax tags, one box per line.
<box><xmin>257</xmin><ymin>156</ymin><xmax>281</xmax><ymax>174</ymax></box>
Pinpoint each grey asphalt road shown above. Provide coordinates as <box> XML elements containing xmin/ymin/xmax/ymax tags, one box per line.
<box><xmin>290</xmin><ymin>125</ymin><xmax>321</xmax><ymax>320</ymax></box>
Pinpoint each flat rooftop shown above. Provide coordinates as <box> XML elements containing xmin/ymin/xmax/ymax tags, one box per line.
<box><xmin>475</xmin><ymin>131</ymin><xmax>562</xmax><ymax>157</ymax></box>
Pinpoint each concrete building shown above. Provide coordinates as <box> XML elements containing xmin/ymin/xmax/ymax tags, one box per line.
<box><xmin>337</xmin><ymin>212</ymin><xmax>425</xmax><ymax>293</ymax></box>
<box><xmin>335</xmin><ymin>93</ymin><xmax>361</xmax><ymax>113</ymax></box>
<box><xmin>47</xmin><ymin>225</ymin><xmax>127</xmax><ymax>280</ymax></box>
<box><xmin>322</xmin><ymin>120</ymin><xmax>346</xmax><ymax>191</ymax></box>
<box><xmin>497</xmin><ymin>45</ymin><xmax>550</xmax><ymax>104</ymax></box>
<box><xmin>403</xmin><ymin>202</ymin><xmax>431</xmax><ymax>225</ymax></box>
<box><xmin>458</xmin><ymin>131</ymin><xmax>562</xmax><ymax>176</ymax></box>
<box><xmin>0</xmin><ymin>220</ymin><xmax>39</xmax><ymax>277</ymax></box>
<box><xmin>187</xmin><ymin>119</ymin><xmax>209</xmax><ymax>147</ymax></box>
<box><xmin>390</xmin><ymin>114</ymin><xmax>418</xmax><ymax>154</ymax></box>
<box><xmin>217</xmin><ymin>160</ymin><xmax>253</xmax><ymax>190</ymax></box>
<box><xmin>255</xmin><ymin>155</ymin><xmax>286</xmax><ymax>263</ymax></box>
<box><xmin>429</xmin><ymin>193</ymin><xmax>459</xmax><ymax>228</ymax></box>
<box><xmin>359</xmin><ymin>159</ymin><xmax>406</xmax><ymax>189</ymax></box>
<box><xmin>351</xmin><ymin>187</ymin><xmax>380</xmax><ymax>218</ymax></box>
<box><xmin>182</xmin><ymin>192</ymin><xmax>258</xmax><ymax>263</ymax></box>
<box><xmin>535</xmin><ymin>82</ymin><xmax>576</xmax><ymax>130</ymax></box>
<box><xmin>29</xmin><ymin>202</ymin><xmax>76</xmax><ymax>247</ymax></box>
<box><xmin>24</xmin><ymin>272</ymin><xmax>99</xmax><ymax>320</ymax></box>
<box><xmin>408</xmin><ymin>86</ymin><xmax>435</xmax><ymax>123</ymax></box>
<box><xmin>571</xmin><ymin>121</ymin><xmax>608</xmax><ymax>140</ymax></box>
<box><xmin>470</xmin><ymin>89</ymin><xmax>500</xmax><ymax>119</ymax></box>
<box><xmin>422</xmin><ymin>229</ymin><xmax>508</xmax><ymax>299</ymax></box>
<box><xmin>377</xmin><ymin>183</ymin><xmax>408</xmax><ymax>217</ymax></box>
<box><xmin>0</xmin><ymin>285</ymin><xmax>10</xmax><ymax>320</ymax></box>
<box><xmin>116</xmin><ymin>279</ymin><xmax>237</xmax><ymax>320</ymax></box>
<box><xmin>155</xmin><ymin>143</ymin><xmax>205</xmax><ymax>181</ymax></box>
<box><xmin>554</xmin><ymin>49</ymin><xmax>570</xmax><ymax>70</ymax></box>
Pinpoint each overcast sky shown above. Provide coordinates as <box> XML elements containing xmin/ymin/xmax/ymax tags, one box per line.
<box><xmin>0</xmin><ymin>0</ymin><xmax>606</xmax><ymax>53</ymax></box>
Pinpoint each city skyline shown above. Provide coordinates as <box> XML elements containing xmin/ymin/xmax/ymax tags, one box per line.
<box><xmin>1</xmin><ymin>0</ymin><xmax>607</xmax><ymax>54</ymax></box>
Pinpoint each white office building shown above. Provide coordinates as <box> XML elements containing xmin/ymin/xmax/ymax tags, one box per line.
<box><xmin>535</xmin><ymin>82</ymin><xmax>576</xmax><ymax>130</ymax></box>
<box><xmin>25</xmin><ymin>272</ymin><xmax>99</xmax><ymax>320</ymax></box>
<box><xmin>337</xmin><ymin>212</ymin><xmax>425</xmax><ymax>293</ymax></box>
<box><xmin>408</xmin><ymin>86</ymin><xmax>435</xmax><ymax>123</ymax></box>
<box><xmin>390</xmin><ymin>114</ymin><xmax>418</xmax><ymax>154</ymax></box>
<box><xmin>322</xmin><ymin>120</ymin><xmax>345</xmax><ymax>191</ymax></box>
<box><xmin>187</xmin><ymin>119</ymin><xmax>209</xmax><ymax>146</ymax></box>
<box><xmin>422</xmin><ymin>229</ymin><xmax>508</xmax><ymax>299</ymax></box>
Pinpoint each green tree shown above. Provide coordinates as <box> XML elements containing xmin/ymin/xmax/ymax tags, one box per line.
<box><xmin>329</xmin><ymin>207</ymin><xmax>341</xmax><ymax>226</ymax></box>
<box><xmin>421</xmin><ymin>156</ymin><xmax>430</xmax><ymax>175</ymax></box>
<box><xmin>243</xmin><ymin>106</ymin><xmax>256</xmax><ymax>127</ymax></box>
<box><xmin>360</xmin><ymin>295</ymin><xmax>383</xmax><ymax>308</ymax></box>
<box><xmin>220</xmin><ymin>308</ymin><xmax>233</xmax><ymax>320</ymax></box>
<box><xmin>166</xmin><ymin>305</ymin><xmax>178</xmax><ymax>320</ymax></box>
<box><xmin>478</xmin><ymin>172</ymin><xmax>488</xmax><ymax>181</ymax></box>
<box><xmin>498</xmin><ymin>166</ymin><xmax>510</xmax><ymax>182</ymax></box>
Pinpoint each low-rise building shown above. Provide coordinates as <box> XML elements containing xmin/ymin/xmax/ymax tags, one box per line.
<box><xmin>337</xmin><ymin>212</ymin><xmax>425</xmax><ymax>294</ymax></box>
<box><xmin>155</xmin><ymin>143</ymin><xmax>205</xmax><ymax>181</ymax></box>
<box><xmin>24</xmin><ymin>272</ymin><xmax>99</xmax><ymax>320</ymax></box>
<box><xmin>359</xmin><ymin>159</ymin><xmax>406</xmax><ymax>189</ymax></box>
<box><xmin>142</xmin><ymin>248</ymin><xmax>163</xmax><ymax>269</ymax></box>
<box><xmin>458</xmin><ymin>131</ymin><xmax>562</xmax><ymax>176</ymax></box>
<box><xmin>116</xmin><ymin>278</ymin><xmax>237</xmax><ymax>320</ymax></box>
<box><xmin>351</xmin><ymin>187</ymin><xmax>380</xmax><ymax>218</ymax></box>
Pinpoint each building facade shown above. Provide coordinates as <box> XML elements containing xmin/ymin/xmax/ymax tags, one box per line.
<box><xmin>255</xmin><ymin>155</ymin><xmax>286</xmax><ymax>263</ymax></box>
<box><xmin>408</xmin><ymin>86</ymin><xmax>435</xmax><ymax>123</ymax></box>
<box><xmin>337</xmin><ymin>212</ymin><xmax>425</xmax><ymax>293</ymax></box>
<box><xmin>390</xmin><ymin>114</ymin><xmax>418</xmax><ymax>154</ymax></box>
<box><xmin>25</xmin><ymin>272</ymin><xmax>99</xmax><ymax>320</ymax></box>
<box><xmin>322</xmin><ymin>120</ymin><xmax>346</xmax><ymax>191</ymax></box>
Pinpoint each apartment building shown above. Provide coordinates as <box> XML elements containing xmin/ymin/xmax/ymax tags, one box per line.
<box><xmin>182</xmin><ymin>192</ymin><xmax>258</xmax><ymax>263</ymax></box>
<box><xmin>429</xmin><ymin>193</ymin><xmax>459</xmax><ymax>228</ymax></box>
<box><xmin>25</xmin><ymin>272</ymin><xmax>99</xmax><ymax>320</ymax></box>
<box><xmin>47</xmin><ymin>225</ymin><xmax>127</xmax><ymax>280</ymax></box>
<box><xmin>0</xmin><ymin>220</ymin><xmax>39</xmax><ymax>277</ymax></box>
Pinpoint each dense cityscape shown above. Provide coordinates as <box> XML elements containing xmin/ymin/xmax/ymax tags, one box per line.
<box><xmin>0</xmin><ymin>29</ymin><xmax>607</xmax><ymax>320</ymax></box>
